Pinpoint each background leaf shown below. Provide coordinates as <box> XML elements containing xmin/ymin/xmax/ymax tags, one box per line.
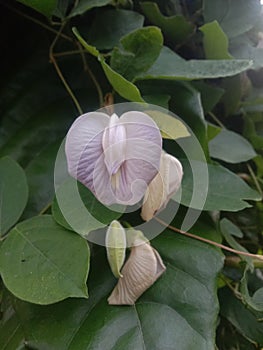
<box><xmin>0</xmin><ymin>215</ymin><xmax>90</xmax><ymax>304</ymax></box>
<box><xmin>69</xmin><ymin>0</ymin><xmax>112</xmax><ymax>17</ymax></box>
<box><xmin>23</xmin><ymin>141</ymin><xmax>61</xmax><ymax>218</ymax></box>
<box><xmin>110</xmin><ymin>26</ymin><xmax>163</xmax><ymax>81</ymax></box>
<box><xmin>0</xmin><ymin>288</ymin><xmax>25</xmax><ymax>349</ymax></box>
<box><xmin>209</xmin><ymin>129</ymin><xmax>257</xmax><ymax>163</ymax></box>
<box><xmin>177</xmin><ymin>161</ymin><xmax>261</xmax><ymax>211</ymax></box>
<box><xmin>85</xmin><ymin>9</ymin><xmax>144</xmax><ymax>50</ymax></box>
<box><xmin>219</xmin><ymin>287</ymin><xmax>263</xmax><ymax>346</ymax></box>
<box><xmin>138</xmin><ymin>46</ymin><xmax>252</xmax><ymax>80</ymax></box>
<box><xmin>0</xmin><ymin>157</ymin><xmax>28</xmax><ymax>236</ymax></box>
<box><xmin>203</xmin><ymin>0</ymin><xmax>261</xmax><ymax>39</ymax></box>
<box><xmin>17</xmin><ymin>0</ymin><xmax>57</xmax><ymax>17</ymax></box>
<box><xmin>200</xmin><ymin>21</ymin><xmax>232</xmax><ymax>59</ymax></box>
<box><xmin>140</xmin><ymin>2</ymin><xmax>194</xmax><ymax>45</ymax></box>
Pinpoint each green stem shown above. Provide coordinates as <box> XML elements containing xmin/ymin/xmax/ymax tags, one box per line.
<box><xmin>208</xmin><ymin>111</ymin><xmax>225</xmax><ymax>129</ymax></box>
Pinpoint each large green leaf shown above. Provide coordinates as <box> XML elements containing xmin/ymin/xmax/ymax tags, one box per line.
<box><xmin>110</xmin><ymin>26</ymin><xmax>163</xmax><ymax>81</ymax></box>
<box><xmin>86</xmin><ymin>9</ymin><xmax>144</xmax><ymax>50</ymax></box>
<box><xmin>200</xmin><ymin>21</ymin><xmax>232</xmax><ymax>59</ymax></box>
<box><xmin>203</xmin><ymin>0</ymin><xmax>261</xmax><ymax>39</ymax></box>
<box><xmin>177</xmin><ymin>161</ymin><xmax>261</xmax><ymax>211</ymax></box>
<box><xmin>52</xmin><ymin>178</ymin><xmax>122</xmax><ymax>236</ymax></box>
<box><xmin>138</xmin><ymin>46</ymin><xmax>252</xmax><ymax>81</ymax></box>
<box><xmin>69</xmin><ymin>0</ymin><xmax>112</xmax><ymax>17</ymax></box>
<box><xmin>140</xmin><ymin>2</ymin><xmax>194</xmax><ymax>45</ymax></box>
<box><xmin>14</xmin><ymin>231</ymin><xmax>223</xmax><ymax>349</ymax></box>
<box><xmin>0</xmin><ymin>215</ymin><xmax>90</xmax><ymax>304</ymax></box>
<box><xmin>0</xmin><ymin>157</ymin><xmax>28</xmax><ymax>236</ymax></box>
<box><xmin>17</xmin><ymin>0</ymin><xmax>57</xmax><ymax>18</ymax></box>
<box><xmin>209</xmin><ymin>129</ymin><xmax>257</xmax><ymax>163</ymax></box>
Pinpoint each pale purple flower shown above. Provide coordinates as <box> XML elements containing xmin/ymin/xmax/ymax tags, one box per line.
<box><xmin>141</xmin><ymin>151</ymin><xmax>183</xmax><ymax>221</ymax></box>
<box><xmin>65</xmin><ymin>111</ymin><xmax>162</xmax><ymax>205</ymax></box>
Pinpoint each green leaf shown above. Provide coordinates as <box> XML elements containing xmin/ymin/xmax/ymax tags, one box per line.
<box><xmin>110</xmin><ymin>26</ymin><xmax>163</xmax><ymax>81</ymax></box>
<box><xmin>0</xmin><ymin>290</ymin><xmax>25</xmax><ymax>350</ymax></box>
<box><xmin>138</xmin><ymin>46</ymin><xmax>252</xmax><ymax>81</ymax></box>
<box><xmin>17</xmin><ymin>0</ymin><xmax>57</xmax><ymax>18</ymax></box>
<box><xmin>140</xmin><ymin>2</ymin><xmax>194</xmax><ymax>45</ymax></box>
<box><xmin>200</xmin><ymin>21</ymin><xmax>232</xmax><ymax>59</ymax></box>
<box><xmin>52</xmin><ymin>178</ymin><xmax>122</xmax><ymax>236</ymax></box>
<box><xmin>240</xmin><ymin>269</ymin><xmax>263</xmax><ymax>312</ymax></box>
<box><xmin>177</xmin><ymin>161</ymin><xmax>261</xmax><ymax>211</ymax></box>
<box><xmin>192</xmin><ymin>82</ymin><xmax>225</xmax><ymax>113</ymax></box>
<box><xmin>0</xmin><ymin>157</ymin><xmax>28</xmax><ymax>236</ymax></box>
<box><xmin>145</xmin><ymin>110</ymin><xmax>190</xmax><ymax>139</ymax></box>
<box><xmin>86</xmin><ymin>9</ymin><xmax>144</xmax><ymax>50</ymax></box>
<box><xmin>14</xmin><ymin>231</ymin><xmax>223</xmax><ymax>349</ymax></box>
<box><xmin>209</xmin><ymin>129</ymin><xmax>257</xmax><ymax>163</ymax></box>
<box><xmin>73</xmin><ymin>28</ymin><xmax>144</xmax><ymax>101</ymax></box>
<box><xmin>203</xmin><ymin>0</ymin><xmax>262</xmax><ymax>39</ymax></box>
<box><xmin>220</xmin><ymin>218</ymin><xmax>253</xmax><ymax>269</ymax></box>
<box><xmin>243</xmin><ymin>113</ymin><xmax>263</xmax><ymax>151</ymax></box>
<box><xmin>0</xmin><ymin>215</ymin><xmax>90</xmax><ymax>304</ymax></box>
<box><xmin>100</xmin><ymin>59</ymin><xmax>144</xmax><ymax>101</ymax></box>
<box><xmin>219</xmin><ymin>287</ymin><xmax>263</xmax><ymax>346</ymax></box>
<box><xmin>23</xmin><ymin>141</ymin><xmax>61</xmax><ymax>218</ymax></box>
<box><xmin>69</xmin><ymin>0</ymin><xmax>112</xmax><ymax>17</ymax></box>
<box><xmin>143</xmin><ymin>94</ymin><xmax>170</xmax><ymax>109</ymax></box>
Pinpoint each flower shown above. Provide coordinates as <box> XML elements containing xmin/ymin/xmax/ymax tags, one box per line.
<box><xmin>108</xmin><ymin>231</ymin><xmax>166</xmax><ymax>305</ymax></box>
<box><xmin>65</xmin><ymin>111</ymin><xmax>162</xmax><ymax>205</ymax></box>
<box><xmin>141</xmin><ymin>151</ymin><xmax>183</xmax><ymax>221</ymax></box>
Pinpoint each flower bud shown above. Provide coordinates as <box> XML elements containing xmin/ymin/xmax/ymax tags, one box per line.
<box><xmin>106</xmin><ymin>220</ymin><xmax>126</xmax><ymax>278</ymax></box>
<box><xmin>108</xmin><ymin>231</ymin><xmax>166</xmax><ymax>305</ymax></box>
<box><xmin>141</xmin><ymin>151</ymin><xmax>183</xmax><ymax>221</ymax></box>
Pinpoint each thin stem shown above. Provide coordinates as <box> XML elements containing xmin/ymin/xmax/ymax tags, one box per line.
<box><xmin>155</xmin><ymin>217</ymin><xmax>263</xmax><ymax>261</ymax></box>
<box><xmin>38</xmin><ymin>202</ymin><xmax>52</xmax><ymax>215</ymax></box>
<box><xmin>219</xmin><ymin>274</ymin><xmax>242</xmax><ymax>299</ymax></box>
<box><xmin>54</xmin><ymin>49</ymin><xmax>87</xmax><ymax>57</ymax></box>
<box><xmin>208</xmin><ymin>111</ymin><xmax>225</xmax><ymax>128</ymax></box>
<box><xmin>3</xmin><ymin>3</ymin><xmax>73</xmax><ymax>42</ymax></box>
<box><xmin>247</xmin><ymin>163</ymin><xmax>263</xmax><ymax>196</ymax></box>
<box><xmin>49</xmin><ymin>26</ymin><xmax>83</xmax><ymax>114</ymax></box>
<box><xmin>76</xmin><ymin>42</ymin><xmax>104</xmax><ymax>107</ymax></box>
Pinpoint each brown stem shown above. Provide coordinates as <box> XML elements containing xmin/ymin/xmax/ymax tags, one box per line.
<box><xmin>49</xmin><ymin>25</ymin><xmax>83</xmax><ymax>114</ymax></box>
<box><xmin>76</xmin><ymin>42</ymin><xmax>104</xmax><ymax>107</ymax></box>
<box><xmin>155</xmin><ymin>217</ymin><xmax>263</xmax><ymax>261</ymax></box>
<box><xmin>3</xmin><ymin>3</ymin><xmax>73</xmax><ymax>42</ymax></box>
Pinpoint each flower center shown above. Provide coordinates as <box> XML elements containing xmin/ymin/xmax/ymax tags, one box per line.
<box><xmin>102</xmin><ymin>114</ymin><xmax>127</xmax><ymax>176</ymax></box>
